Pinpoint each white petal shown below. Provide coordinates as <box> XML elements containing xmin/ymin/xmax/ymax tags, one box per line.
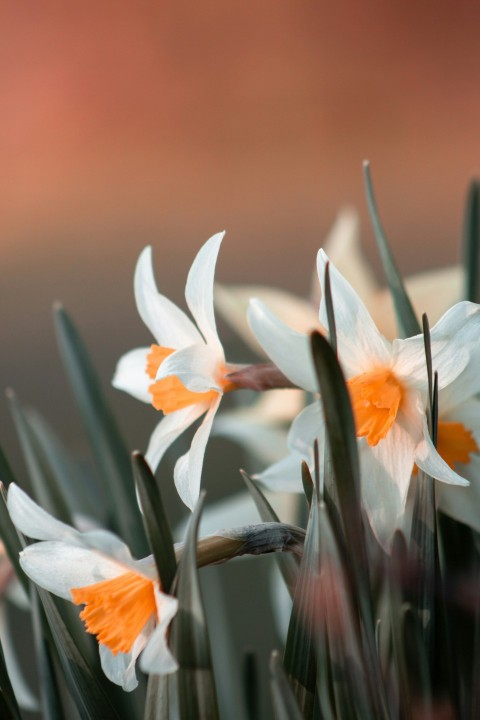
<box><xmin>255</xmin><ymin>452</ymin><xmax>305</xmax><ymax>492</ymax></box>
<box><xmin>145</xmin><ymin>403</ymin><xmax>209</xmax><ymax>472</ymax></box>
<box><xmin>185</xmin><ymin>232</ymin><xmax>224</xmax><ymax>351</ymax></box>
<box><xmin>140</xmin><ymin>591</ymin><xmax>178</xmax><ymax>675</ymax></box>
<box><xmin>156</xmin><ymin>344</ymin><xmax>222</xmax><ymax>392</ymax></box>
<box><xmin>7</xmin><ymin>484</ymin><xmax>79</xmax><ymax>543</ymax></box>
<box><xmin>438</xmin><ymin>350</ymin><xmax>480</xmax><ymax>415</ymax></box>
<box><xmin>174</xmin><ymin>396</ymin><xmax>221</xmax><ymax>509</ymax></box>
<box><xmin>360</xmin><ymin>397</ymin><xmax>422</xmax><ymax>547</ymax></box>
<box><xmin>415</xmin><ymin>418</ymin><xmax>470</xmax><ymax>486</ymax></box>
<box><xmin>441</xmin><ymin>397</ymin><xmax>480</xmax><ymax>448</ymax></box>
<box><xmin>213</xmin><ymin>414</ymin><xmax>289</xmax><ymax>465</ymax></box>
<box><xmin>215</xmin><ymin>283</ymin><xmax>321</xmax><ymax>356</ymax></box>
<box><xmin>135</xmin><ymin>246</ymin><xmax>202</xmax><ymax>348</ymax></box>
<box><xmin>323</xmin><ymin>208</ymin><xmax>379</xmax><ymax>303</ymax></box>
<box><xmin>248</xmin><ymin>299</ymin><xmax>317</xmax><ymax>392</ymax></box>
<box><xmin>286</xmin><ymin>402</ymin><xmax>323</xmax><ymax>456</ymax></box>
<box><xmin>18</xmin><ymin>542</ymin><xmax>133</xmax><ymax>600</ymax></box>
<box><xmin>99</xmin><ymin>625</ymin><xmax>151</xmax><ymax>692</ymax></box>
<box><xmin>436</xmin><ymin>455</ymin><xmax>480</xmax><ymax>533</ymax></box>
<box><xmin>112</xmin><ymin>347</ymin><xmax>152</xmax><ymax>403</ymax></box>
<box><xmin>317</xmin><ymin>249</ymin><xmax>391</xmax><ymax>375</ymax></box>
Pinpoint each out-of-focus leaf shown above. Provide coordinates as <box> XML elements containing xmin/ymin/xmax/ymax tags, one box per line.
<box><xmin>310</xmin><ymin>331</ymin><xmax>389</xmax><ymax>719</ymax></box>
<box><xmin>54</xmin><ymin>305</ymin><xmax>148</xmax><ymax>557</ymax></box>
<box><xmin>170</xmin><ymin>492</ymin><xmax>219</xmax><ymax>720</ymax></box>
<box><xmin>0</xmin><ymin>637</ymin><xmax>21</xmax><ymax>720</ymax></box>
<box><xmin>269</xmin><ymin>651</ymin><xmax>303</xmax><ymax>720</ymax></box>
<box><xmin>37</xmin><ymin>587</ymin><xmax>129</xmax><ymax>720</ymax></box>
<box><xmin>283</xmin><ymin>490</ymin><xmax>319</xmax><ymax>719</ymax></box>
<box><xmin>27</xmin><ymin>408</ymin><xmax>101</xmax><ymax>521</ymax></box>
<box><xmin>463</xmin><ymin>178</ymin><xmax>480</xmax><ymax>302</ymax></box>
<box><xmin>31</xmin><ymin>589</ymin><xmax>64</xmax><ymax>720</ymax></box>
<box><xmin>401</xmin><ymin>605</ymin><xmax>432</xmax><ymax>716</ymax></box>
<box><xmin>0</xmin><ymin>487</ymin><xmax>29</xmax><ymax>595</ymax></box>
<box><xmin>133</xmin><ymin>452</ymin><xmax>177</xmax><ymax>593</ymax></box>
<box><xmin>363</xmin><ymin>161</ymin><xmax>421</xmax><ymax>338</ymax></box>
<box><xmin>301</xmin><ymin>462</ymin><xmax>313</xmax><ymax>510</ymax></box>
<box><xmin>144</xmin><ymin>674</ymin><xmax>170</xmax><ymax>720</ymax></box>
<box><xmin>241</xmin><ymin>471</ymin><xmax>299</xmax><ymax>599</ymax></box>
<box><xmin>242</xmin><ymin>649</ymin><xmax>260</xmax><ymax>720</ymax></box>
<box><xmin>7</xmin><ymin>390</ymin><xmax>73</xmax><ymax>525</ymax></box>
<box><xmin>0</xmin><ymin>448</ymin><xmax>15</xmax><ymax>489</ymax></box>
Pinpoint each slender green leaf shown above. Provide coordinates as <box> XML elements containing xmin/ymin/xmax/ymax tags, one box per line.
<box><xmin>269</xmin><ymin>651</ymin><xmax>303</xmax><ymax>720</ymax></box>
<box><xmin>301</xmin><ymin>462</ymin><xmax>313</xmax><ymax>510</ymax></box>
<box><xmin>463</xmin><ymin>178</ymin><xmax>480</xmax><ymax>302</ymax></box>
<box><xmin>0</xmin><ymin>638</ymin><xmax>21</xmax><ymax>720</ymax></box>
<box><xmin>170</xmin><ymin>492</ymin><xmax>219</xmax><ymax>720</ymax></box>
<box><xmin>0</xmin><ymin>447</ymin><xmax>15</xmax><ymax>489</ymax></box>
<box><xmin>54</xmin><ymin>305</ymin><xmax>148</xmax><ymax>556</ymax></box>
<box><xmin>242</xmin><ymin>649</ymin><xmax>260</xmax><ymax>720</ymax></box>
<box><xmin>363</xmin><ymin>161</ymin><xmax>420</xmax><ymax>338</ymax></box>
<box><xmin>323</xmin><ymin>261</ymin><xmax>337</xmax><ymax>355</ymax></box>
<box><xmin>0</xmin><ymin>486</ymin><xmax>29</xmax><ymax>595</ymax></box>
<box><xmin>401</xmin><ymin>605</ymin><xmax>432</xmax><ymax>717</ymax></box>
<box><xmin>31</xmin><ymin>589</ymin><xmax>65</xmax><ymax>720</ymax></box>
<box><xmin>7</xmin><ymin>390</ymin><xmax>73</xmax><ymax>525</ymax></box>
<box><xmin>133</xmin><ymin>452</ymin><xmax>177</xmax><ymax>593</ymax></box>
<box><xmin>144</xmin><ymin>674</ymin><xmax>171</xmax><ymax>720</ymax></box>
<box><xmin>241</xmin><ymin>470</ymin><xmax>299</xmax><ymax>599</ymax></box>
<box><xmin>310</xmin><ymin>331</ymin><xmax>389</xmax><ymax>719</ymax></box>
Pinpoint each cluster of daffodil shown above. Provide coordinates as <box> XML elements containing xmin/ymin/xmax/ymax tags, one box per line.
<box><xmin>3</xmin><ymin>204</ymin><xmax>480</xmax><ymax>717</ymax></box>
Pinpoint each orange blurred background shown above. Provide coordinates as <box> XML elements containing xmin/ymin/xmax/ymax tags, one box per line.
<box><xmin>1</xmin><ymin>0</ymin><xmax>480</xmax><ymax>498</ymax></box>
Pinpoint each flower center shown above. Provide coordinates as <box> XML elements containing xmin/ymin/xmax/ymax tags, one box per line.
<box><xmin>146</xmin><ymin>345</ymin><xmax>236</xmax><ymax>414</ymax></box>
<box><xmin>436</xmin><ymin>421</ymin><xmax>478</xmax><ymax>469</ymax></box>
<box><xmin>347</xmin><ymin>368</ymin><xmax>405</xmax><ymax>446</ymax></box>
<box><xmin>71</xmin><ymin>570</ymin><xmax>157</xmax><ymax>655</ymax></box>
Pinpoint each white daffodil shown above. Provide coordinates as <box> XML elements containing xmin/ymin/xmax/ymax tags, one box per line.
<box><xmin>248</xmin><ymin>251</ymin><xmax>480</xmax><ymax>546</ymax></box>
<box><xmin>7</xmin><ymin>484</ymin><xmax>178</xmax><ymax>692</ymax></box>
<box><xmin>113</xmin><ymin>233</ymin><xmax>239</xmax><ymax>510</ymax></box>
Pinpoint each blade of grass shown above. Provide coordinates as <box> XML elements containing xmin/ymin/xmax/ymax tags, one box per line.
<box><xmin>463</xmin><ymin>179</ymin><xmax>480</xmax><ymax>302</ymax></box>
<box><xmin>54</xmin><ymin>305</ymin><xmax>148</xmax><ymax>556</ymax></box>
<box><xmin>0</xmin><ymin>638</ymin><xmax>21</xmax><ymax>720</ymax></box>
<box><xmin>269</xmin><ymin>651</ymin><xmax>303</xmax><ymax>720</ymax></box>
<box><xmin>170</xmin><ymin>492</ymin><xmax>219</xmax><ymax>720</ymax></box>
<box><xmin>133</xmin><ymin>452</ymin><xmax>177</xmax><ymax>594</ymax></box>
<box><xmin>363</xmin><ymin>161</ymin><xmax>420</xmax><ymax>338</ymax></box>
<box><xmin>31</xmin><ymin>589</ymin><xmax>65</xmax><ymax>720</ymax></box>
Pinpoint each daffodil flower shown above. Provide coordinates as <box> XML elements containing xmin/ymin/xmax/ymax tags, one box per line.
<box><xmin>113</xmin><ymin>233</ymin><xmax>239</xmax><ymax>510</ymax></box>
<box><xmin>248</xmin><ymin>251</ymin><xmax>480</xmax><ymax>545</ymax></box>
<box><xmin>7</xmin><ymin>484</ymin><xmax>178</xmax><ymax>692</ymax></box>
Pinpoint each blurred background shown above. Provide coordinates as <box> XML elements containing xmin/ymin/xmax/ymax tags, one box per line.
<box><xmin>1</xmin><ymin>2</ymin><xmax>480</xmax><ymax>715</ymax></box>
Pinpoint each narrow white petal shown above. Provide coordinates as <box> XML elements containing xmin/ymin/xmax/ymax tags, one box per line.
<box><xmin>174</xmin><ymin>396</ymin><xmax>222</xmax><ymax>509</ymax></box>
<box><xmin>415</xmin><ymin>418</ymin><xmax>470</xmax><ymax>486</ymax></box>
<box><xmin>8</xmin><ymin>484</ymin><xmax>79</xmax><ymax>543</ymax></box>
<box><xmin>185</xmin><ymin>232</ymin><xmax>224</xmax><ymax>351</ymax></box>
<box><xmin>112</xmin><ymin>347</ymin><xmax>151</xmax><ymax>403</ymax></box>
<box><xmin>145</xmin><ymin>403</ymin><xmax>209</xmax><ymax>472</ymax></box>
<box><xmin>18</xmin><ymin>542</ymin><xmax>132</xmax><ymax>599</ymax></box>
<box><xmin>140</xmin><ymin>591</ymin><xmax>178</xmax><ymax>675</ymax></box>
<box><xmin>286</xmin><ymin>402</ymin><xmax>323</xmax><ymax>456</ymax></box>
<box><xmin>156</xmin><ymin>344</ymin><xmax>222</xmax><ymax>392</ymax></box>
<box><xmin>134</xmin><ymin>247</ymin><xmax>202</xmax><ymax>348</ymax></box>
<box><xmin>317</xmin><ymin>249</ymin><xmax>391</xmax><ymax>376</ymax></box>
<box><xmin>438</xmin><ymin>350</ymin><xmax>480</xmax><ymax>415</ymax></box>
<box><xmin>436</xmin><ymin>455</ymin><xmax>480</xmax><ymax>533</ymax></box>
<box><xmin>99</xmin><ymin>625</ymin><xmax>151</xmax><ymax>692</ymax></box>
<box><xmin>247</xmin><ymin>299</ymin><xmax>317</xmax><ymax>392</ymax></box>
<box><xmin>255</xmin><ymin>452</ymin><xmax>305</xmax><ymax>492</ymax></box>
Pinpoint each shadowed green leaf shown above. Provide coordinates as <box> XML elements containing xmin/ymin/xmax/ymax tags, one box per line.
<box><xmin>310</xmin><ymin>331</ymin><xmax>389</xmax><ymax>719</ymax></box>
<box><xmin>463</xmin><ymin>179</ymin><xmax>480</xmax><ymax>302</ymax></box>
<box><xmin>7</xmin><ymin>390</ymin><xmax>73</xmax><ymax>525</ymax></box>
<box><xmin>144</xmin><ymin>674</ymin><xmax>170</xmax><ymax>720</ymax></box>
<box><xmin>363</xmin><ymin>161</ymin><xmax>420</xmax><ymax>338</ymax></box>
<box><xmin>133</xmin><ymin>452</ymin><xmax>177</xmax><ymax>594</ymax></box>
<box><xmin>31</xmin><ymin>589</ymin><xmax>65</xmax><ymax>720</ymax></box>
<box><xmin>269</xmin><ymin>651</ymin><xmax>303</xmax><ymax>720</ymax></box>
<box><xmin>0</xmin><ymin>638</ymin><xmax>21</xmax><ymax>720</ymax></box>
<box><xmin>54</xmin><ymin>305</ymin><xmax>147</xmax><ymax>556</ymax></box>
<box><xmin>241</xmin><ymin>470</ymin><xmax>299</xmax><ymax>599</ymax></box>
<box><xmin>170</xmin><ymin>492</ymin><xmax>219</xmax><ymax>720</ymax></box>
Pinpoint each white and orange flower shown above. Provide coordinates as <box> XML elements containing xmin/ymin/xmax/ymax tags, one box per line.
<box><xmin>113</xmin><ymin>233</ymin><xmax>239</xmax><ymax>509</ymax></box>
<box><xmin>7</xmin><ymin>484</ymin><xmax>178</xmax><ymax>691</ymax></box>
<box><xmin>248</xmin><ymin>251</ymin><xmax>480</xmax><ymax>545</ymax></box>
